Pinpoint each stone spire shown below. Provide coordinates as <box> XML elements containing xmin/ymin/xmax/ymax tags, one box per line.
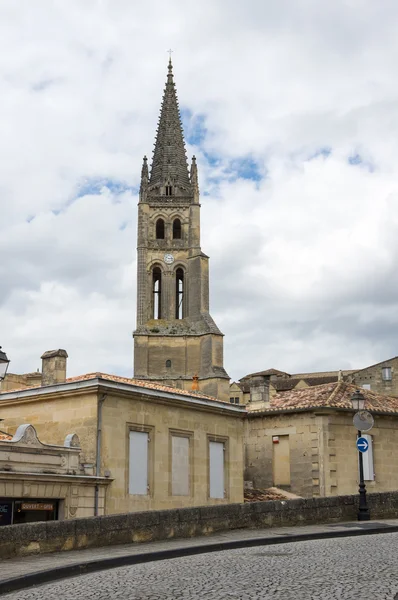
<box><xmin>149</xmin><ymin>59</ymin><xmax>190</xmax><ymax>190</ymax></box>
<box><xmin>139</xmin><ymin>155</ymin><xmax>148</xmax><ymax>202</ymax></box>
<box><xmin>190</xmin><ymin>155</ymin><xmax>198</xmax><ymax>187</ymax></box>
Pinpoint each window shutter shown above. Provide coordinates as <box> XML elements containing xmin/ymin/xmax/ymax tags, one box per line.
<box><xmin>209</xmin><ymin>441</ymin><xmax>224</xmax><ymax>499</ymax></box>
<box><xmin>129</xmin><ymin>431</ymin><xmax>149</xmax><ymax>495</ymax></box>
<box><xmin>171</xmin><ymin>436</ymin><xmax>190</xmax><ymax>496</ymax></box>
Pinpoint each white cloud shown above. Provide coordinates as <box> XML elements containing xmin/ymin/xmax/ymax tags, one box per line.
<box><xmin>1</xmin><ymin>0</ymin><xmax>398</xmax><ymax>382</ymax></box>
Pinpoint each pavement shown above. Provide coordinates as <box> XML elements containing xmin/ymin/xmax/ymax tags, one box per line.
<box><xmin>2</xmin><ymin>518</ymin><xmax>398</xmax><ymax>596</ymax></box>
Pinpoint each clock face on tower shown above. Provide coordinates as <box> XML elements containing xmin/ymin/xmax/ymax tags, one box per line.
<box><xmin>164</xmin><ymin>253</ymin><xmax>175</xmax><ymax>265</ymax></box>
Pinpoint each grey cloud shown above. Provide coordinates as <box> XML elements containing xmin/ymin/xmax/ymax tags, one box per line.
<box><xmin>1</xmin><ymin>0</ymin><xmax>398</xmax><ymax>384</ymax></box>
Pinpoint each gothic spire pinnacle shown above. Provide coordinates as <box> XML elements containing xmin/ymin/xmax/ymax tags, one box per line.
<box><xmin>139</xmin><ymin>155</ymin><xmax>149</xmax><ymax>201</ymax></box>
<box><xmin>149</xmin><ymin>60</ymin><xmax>190</xmax><ymax>190</ymax></box>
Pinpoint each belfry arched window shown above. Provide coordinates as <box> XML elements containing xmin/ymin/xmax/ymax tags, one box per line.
<box><xmin>152</xmin><ymin>267</ymin><xmax>162</xmax><ymax>319</ymax></box>
<box><xmin>173</xmin><ymin>218</ymin><xmax>182</xmax><ymax>239</ymax></box>
<box><xmin>175</xmin><ymin>268</ymin><xmax>184</xmax><ymax>319</ymax></box>
<box><xmin>156</xmin><ymin>219</ymin><xmax>165</xmax><ymax>239</ymax></box>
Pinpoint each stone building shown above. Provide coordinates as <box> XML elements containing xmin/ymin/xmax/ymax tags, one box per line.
<box><xmin>0</xmin><ymin>350</ymin><xmax>245</xmax><ymax>517</ymax></box>
<box><xmin>133</xmin><ymin>59</ymin><xmax>230</xmax><ymax>402</ymax></box>
<box><xmin>0</xmin><ymin>423</ymin><xmax>108</xmax><ymax>525</ymax></box>
<box><xmin>245</xmin><ymin>380</ymin><xmax>398</xmax><ymax>498</ymax></box>
<box><xmin>235</xmin><ymin>356</ymin><xmax>398</xmax><ymax>405</ymax></box>
<box><xmin>0</xmin><ymin>349</ymin><xmax>67</xmax><ymax>392</ymax></box>
<box><xmin>347</xmin><ymin>356</ymin><xmax>398</xmax><ymax>396</ymax></box>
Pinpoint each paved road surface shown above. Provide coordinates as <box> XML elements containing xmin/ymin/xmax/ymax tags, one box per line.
<box><xmin>5</xmin><ymin>532</ymin><xmax>398</xmax><ymax>599</ymax></box>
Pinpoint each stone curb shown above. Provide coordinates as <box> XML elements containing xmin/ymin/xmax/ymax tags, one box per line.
<box><xmin>1</xmin><ymin>524</ymin><xmax>398</xmax><ymax>596</ymax></box>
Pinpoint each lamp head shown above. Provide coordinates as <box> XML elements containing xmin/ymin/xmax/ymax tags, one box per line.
<box><xmin>351</xmin><ymin>389</ymin><xmax>365</xmax><ymax>411</ymax></box>
<box><xmin>0</xmin><ymin>347</ymin><xmax>10</xmax><ymax>381</ymax></box>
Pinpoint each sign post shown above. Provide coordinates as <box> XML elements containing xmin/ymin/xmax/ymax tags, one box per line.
<box><xmin>356</xmin><ymin>430</ymin><xmax>370</xmax><ymax>521</ymax></box>
<box><xmin>351</xmin><ymin>390</ymin><xmax>371</xmax><ymax>521</ymax></box>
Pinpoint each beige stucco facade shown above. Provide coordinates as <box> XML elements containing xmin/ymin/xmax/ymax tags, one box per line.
<box><xmin>245</xmin><ymin>408</ymin><xmax>398</xmax><ymax>498</ymax></box>
<box><xmin>0</xmin><ymin>376</ymin><xmax>245</xmax><ymax>515</ymax></box>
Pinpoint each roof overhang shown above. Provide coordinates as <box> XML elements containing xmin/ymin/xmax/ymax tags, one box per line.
<box><xmin>0</xmin><ymin>377</ymin><xmax>246</xmax><ymax>416</ymax></box>
<box><xmin>246</xmin><ymin>405</ymin><xmax>398</xmax><ymax>418</ymax></box>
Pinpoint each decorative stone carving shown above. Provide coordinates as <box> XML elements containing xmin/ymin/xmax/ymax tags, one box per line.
<box><xmin>11</xmin><ymin>424</ymin><xmax>42</xmax><ymax>447</ymax></box>
<box><xmin>64</xmin><ymin>433</ymin><xmax>81</xmax><ymax>448</ymax></box>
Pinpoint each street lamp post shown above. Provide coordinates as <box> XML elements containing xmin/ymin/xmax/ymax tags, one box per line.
<box><xmin>0</xmin><ymin>347</ymin><xmax>10</xmax><ymax>381</ymax></box>
<box><xmin>351</xmin><ymin>390</ymin><xmax>370</xmax><ymax>521</ymax></box>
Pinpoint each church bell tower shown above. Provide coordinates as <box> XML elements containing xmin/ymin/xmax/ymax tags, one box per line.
<box><xmin>133</xmin><ymin>59</ymin><xmax>230</xmax><ymax>401</ymax></box>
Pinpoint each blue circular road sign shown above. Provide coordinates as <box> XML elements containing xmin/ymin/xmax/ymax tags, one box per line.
<box><xmin>356</xmin><ymin>437</ymin><xmax>369</xmax><ymax>453</ymax></box>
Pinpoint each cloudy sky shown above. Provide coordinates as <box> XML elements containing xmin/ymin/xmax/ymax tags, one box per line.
<box><xmin>1</xmin><ymin>0</ymin><xmax>398</xmax><ymax>383</ymax></box>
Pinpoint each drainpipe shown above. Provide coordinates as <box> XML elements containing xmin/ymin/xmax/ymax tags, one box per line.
<box><xmin>94</xmin><ymin>393</ymin><xmax>107</xmax><ymax>517</ymax></box>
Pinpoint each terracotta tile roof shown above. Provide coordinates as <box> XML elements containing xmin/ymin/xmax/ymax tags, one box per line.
<box><xmin>65</xmin><ymin>372</ymin><xmax>224</xmax><ymax>401</ymax></box>
<box><xmin>248</xmin><ymin>381</ymin><xmax>398</xmax><ymax>415</ymax></box>
<box><xmin>0</xmin><ymin>432</ymin><xmax>12</xmax><ymax>441</ymax></box>
<box><xmin>1</xmin><ymin>372</ymin><xmax>232</xmax><ymax>405</ymax></box>
<box><xmin>244</xmin><ymin>488</ymin><xmax>287</xmax><ymax>502</ymax></box>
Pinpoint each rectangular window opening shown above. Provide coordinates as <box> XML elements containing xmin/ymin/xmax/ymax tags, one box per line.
<box><xmin>209</xmin><ymin>441</ymin><xmax>225</xmax><ymax>499</ymax></box>
<box><xmin>382</xmin><ymin>367</ymin><xmax>392</xmax><ymax>381</ymax></box>
<box><xmin>171</xmin><ymin>435</ymin><xmax>190</xmax><ymax>496</ymax></box>
<box><xmin>129</xmin><ymin>430</ymin><xmax>149</xmax><ymax>495</ymax></box>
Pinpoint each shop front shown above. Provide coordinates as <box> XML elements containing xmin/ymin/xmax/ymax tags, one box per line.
<box><xmin>0</xmin><ymin>424</ymin><xmax>110</xmax><ymax>522</ymax></box>
<box><xmin>0</xmin><ymin>498</ymin><xmax>58</xmax><ymax>526</ymax></box>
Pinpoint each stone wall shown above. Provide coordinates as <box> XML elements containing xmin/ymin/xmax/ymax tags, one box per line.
<box><xmin>0</xmin><ymin>424</ymin><xmax>109</xmax><ymax>519</ymax></box>
<box><xmin>245</xmin><ymin>413</ymin><xmax>316</xmax><ymax>497</ymax></box>
<box><xmin>329</xmin><ymin>412</ymin><xmax>398</xmax><ymax>496</ymax></box>
<box><xmin>0</xmin><ymin>390</ymin><xmax>99</xmax><ymax>467</ymax></box>
<box><xmin>0</xmin><ymin>372</ymin><xmax>42</xmax><ymax>392</ymax></box>
<box><xmin>1</xmin><ymin>492</ymin><xmax>398</xmax><ymax>559</ymax></box>
<box><xmin>0</xmin><ymin>385</ymin><xmax>244</xmax><ymax>515</ymax></box>
<box><xmin>349</xmin><ymin>357</ymin><xmax>398</xmax><ymax>396</ymax></box>
<box><xmin>246</xmin><ymin>410</ymin><xmax>398</xmax><ymax>499</ymax></box>
<box><xmin>101</xmin><ymin>393</ymin><xmax>244</xmax><ymax>513</ymax></box>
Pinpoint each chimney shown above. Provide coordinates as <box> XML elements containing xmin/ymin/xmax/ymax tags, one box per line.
<box><xmin>249</xmin><ymin>375</ymin><xmax>270</xmax><ymax>404</ymax></box>
<box><xmin>191</xmin><ymin>374</ymin><xmax>199</xmax><ymax>392</ymax></box>
<box><xmin>41</xmin><ymin>349</ymin><xmax>68</xmax><ymax>386</ymax></box>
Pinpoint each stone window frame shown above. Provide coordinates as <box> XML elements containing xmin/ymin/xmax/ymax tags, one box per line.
<box><xmin>207</xmin><ymin>434</ymin><xmax>229</xmax><ymax>501</ymax></box>
<box><xmin>172</xmin><ymin>217</ymin><xmax>182</xmax><ymax>240</ymax></box>
<box><xmin>168</xmin><ymin>428</ymin><xmax>194</xmax><ymax>497</ymax></box>
<box><xmin>126</xmin><ymin>423</ymin><xmax>155</xmax><ymax>497</ymax></box>
<box><xmin>382</xmin><ymin>366</ymin><xmax>392</xmax><ymax>381</ymax></box>
<box><xmin>155</xmin><ymin>217</ymin><xmax>165</xmax><ymax>239</ymax></box>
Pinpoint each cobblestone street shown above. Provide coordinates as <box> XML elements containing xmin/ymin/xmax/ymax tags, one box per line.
<box><xmin>5</xmin><ymin>532</ymin><xmax>398</xmax><ymax>599</ymax></box>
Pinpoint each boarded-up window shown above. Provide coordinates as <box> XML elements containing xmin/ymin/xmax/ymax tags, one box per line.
<box><xmin>171</xmin><ymin>436</ymin><xmax>190</xmax><ymax>495</ymax></box>
<box><xmin>129</xmin><ymin>431</ymin><xmax>149</xmax><ymax>495</ymax></box>
<box><xmin>362</xmin><ymin>434</ymin><xmax>374</xmax><ymax>481</ymax></box>
<box><xmin>209</xmin><ymin>441</ymin><xmax>224</xmax><ymax>498</ymax></box>
<box><xmin>272</xmin><ymin>435</ymin><xmax>291</xmax><ymax>486</ymax></box>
